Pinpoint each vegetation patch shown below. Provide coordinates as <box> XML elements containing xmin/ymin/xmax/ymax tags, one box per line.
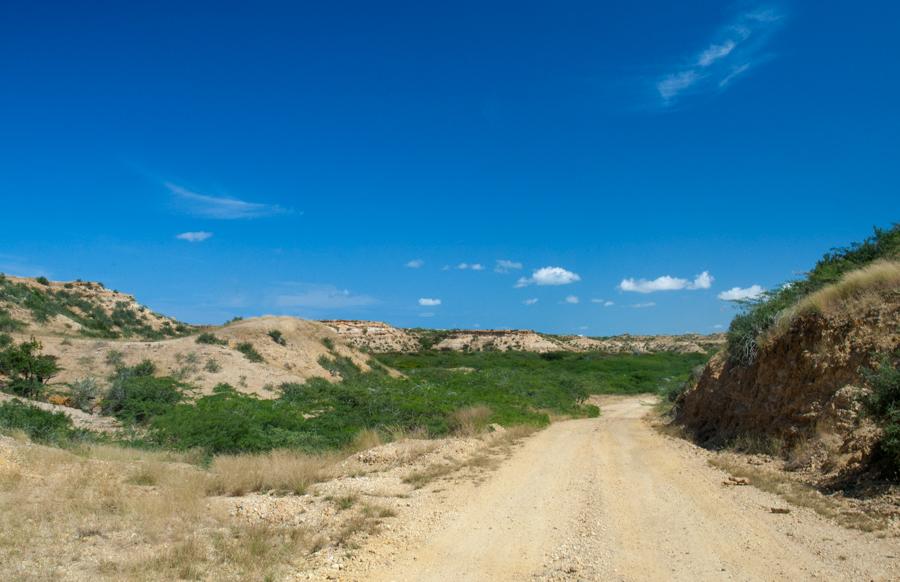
<box><xmin>196</xmin><ymin>332</ymin><xmax>228</xmax><ymax>346</ymax></box>
<box><xmin>268</xmin><ymin>329</ymin><xmax>287</xmax><ymax>346</ymax></box>
<box><xmin>0</xmin><ymin>399</ymin><xmax>88</xmax><ymax>445</ymax></box>
<box><xmin>236</xmin><ymin>342</ymin><xmax>264</xmax><ymax>363</ymax></box>
<box><xmin>0</xmin><ymin>335</ymin><xmax>60</xmax><ymax>398</ymax></box>
<box><xmin>861</xmin><ymin>353</ymin><xmax>900</xmax><ymax>475</ymax></box>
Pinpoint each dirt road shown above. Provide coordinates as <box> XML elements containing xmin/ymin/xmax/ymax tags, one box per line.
<box><xmin>357</xmin><ymin>396</ymin><xmax>898</xmax><ymax>581</ymax></box>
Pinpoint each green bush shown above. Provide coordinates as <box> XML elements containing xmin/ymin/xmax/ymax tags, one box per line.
<box><xmin>0</xmin><ymin>336</ymin><xmax>60</xmax><ymax>398</ymax></box>
<box><xmin>726</xmin><ymin>224</ymin><xmax>900</xmax><ymax>366</ymax></box>
<box><xmin>0</xmin><ymin>399</ymin><xmax>83</xmax><ymax>445</ymax></box>
<box><xmin>236</xmin><ymin>342</ymin><xmax>264</xmax><ymax>363</ymax></box>
<box><xmin>268</xmin><ymin>329</ymin><xmax>287</xmax><ymax>346</ymax></box>
<box><xmin>0</xmin><ymin>308</ymin><xmax>24</xmax><ymax>332</ymax></box>
<box><xmin>35</xmin><ymin>276</ymin><xmax>50</xmax><ymax>286</ymax></box>
<box><xmin>862</xmin><ymin>353</ymin><xmax>900</xmax><ymax>474</ymax></box>
<box><xmin>101</xmin><ymin>364</ymin><xmax>184</xmax><ymax>424</ymax></box>
<box><xmin>151</xmin><ymin>386</ymin><xmax>315</xmax><ymax>453</ymax></box>
<box><xmin>196</xmin><ymin>332</ymin><xmax>228</xmax><ymax>346</ymax></box>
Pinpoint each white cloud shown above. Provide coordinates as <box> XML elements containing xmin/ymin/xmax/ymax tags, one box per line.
<box><xmin>418</xmin><ymin>298</ymin><xmax>442</xmax><ymax>306</ymax></box>
<box><xmin>471</xmin><ymin>263</ymin><xmax>485</xmax><ymax>271</ymax></box>
<box><xmin>591</xmin><ymin>299</ymin><xmax>615</xmax><ymax>307</ymax></box>
<box><xmin>275</xmin><ymin>284</ymin><xmax>376</xmax><ymax>309</ymax></box>
<box><xmin>166</xmin><ymin>182</ymin><xmax>288</xmax><ymax>219</ymax></box>
<box><xmin>631</xmin><ymin>302</ymin><xmax>656</xmax><ymax>309</ymax></box>
<box><xmin>654</xmin><ymin>7</ymin><xmax>785</xmax><ymax>106</ymax></box>
<box><xmin>657</xmin><ymin>71</ymin><xmax>700</xmax><ymax>101</ymax></box>
<box><xmin>690</xmin><ymin>271</ymin><xmax>714</xmax><ymax>290</ymax></box>
<box><xmin>455</xmin><ymin>262</ymin><xmax>485</xmax><ymax>271</ymax></box>
<box><xmin>405</xmin><ymin>259</ymin><xmax>424</xmax><ymax>269</ymax></box>
<box><xmin>176</xmin><ymin>231</ymin><xmax>213</xmax><ymax>242</ymax></box>
<box><xmin>619</xmin><ymin>271</ymin><xmax>713</xmax><ymax>293</ymax></box>
<box><xmin>523</xmin><ymin>298</ymin><xmax>539</xmax><ymax>305</ymax></box>
<box><xmin>698</xmin><ymin>39</ymin><xmax>737</xmax><ymax>66</ymax></box>
<box><xmin>713</xmin><ymin>324</ymin><xmax>725</xmax><ymax>329</ymax></box>
<box><xmin>717</xmin><ymin>284</ymin><xmax>765</xmax><ymax>301</ymax></box>
<box><xmin>604</xmin><ymin>301</ymin><xmax>615</xmax><ymax>307</ymax></box>
<box><xmin>516</xmin><ymin>266</ymin><xmax>581</xmax><ymax>287</ymax></box>
<box><xmin>564</xmin><ymin>295</ymin><xmax>580</xmax><ymax>304</ymax></box>
<box><xmin>495</xmin><ymin>259</ymin><xmax>523</xmax><ymax>273</ymax></box>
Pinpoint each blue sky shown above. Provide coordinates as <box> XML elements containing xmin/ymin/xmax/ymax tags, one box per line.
<box><xmin>1</xmin><ymin>1</ymin><xmax>897</xmax><ymax>334</ymax></box>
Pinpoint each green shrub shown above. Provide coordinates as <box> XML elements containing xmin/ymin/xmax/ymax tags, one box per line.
<box><xmin>0</xmin><ymin>308</ymin><xmax>24</xmax><ymax>332</ymax></box>
<box><xmin>204</xmin><ymin>358</ymin><xmax>222</xmax><ymax>373</ymax></box>
<box><xmin>318</xmin><ymin>355</ymin><xmax>360</xmax><ymax>380</ymax></box>
<box><xmin>268</xmin><ymin>329</ymin><xmax>287</xmax><ymax>346</ymax></box>
<box><xmin>236</xmin><ymin>342</ymin><xmax>264</xmax><ymax>363</ymax></box>
<box><xmin>196</xmin><ymin>332</ymin><xmax>228</xmax><ymax>346</ymax></box>
<box><xmin>35</xmin><ymin>276</ymin><xmax>50</xmax><ymax>286</ymax></box>
<box><xmin>0</xmin><ymin>399</ymin><xmax>81</xmax><ymax>445</ymax></box>
<box><xmin>862</xmin><ymin>353</ymin><xmax>900</xmax><ymax>474</ymax></box>
<box><xmin>101</xmin><ymin>365</ymin><xmax>184</xmax><ymax>424</ymax></box>
<box><xmin>321</xmin><ymin>338</ymin><xmax>335</xmax><ymax>350</ymax></box>
<box><xmin>151</xmin><ymin>388</ymin><xmax>315</xmax><ymax>453</ymax></box>
<box><xmin>0</xmin><ymin>336</ymin><xmax>60</xmax><ymax>398</ymax></box>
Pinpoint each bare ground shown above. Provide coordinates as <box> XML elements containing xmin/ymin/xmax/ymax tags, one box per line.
<box><xmin>341</xmin><ymin>396</ymin><xmax>899</xmax><ymax>581</ymax></box>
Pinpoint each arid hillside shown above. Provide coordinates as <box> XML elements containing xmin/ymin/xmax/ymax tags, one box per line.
<box><xmin>322</xmin><ymin>320</ymin><xmax>724</xmax><ymax>354</ymax></box>
<box><xmin>0</xmin><ymin>276</ymin><xmax>384</xmax><ymax>399</ymax></box>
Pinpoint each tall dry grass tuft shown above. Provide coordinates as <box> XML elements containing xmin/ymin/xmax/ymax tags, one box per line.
<box><xmin>450</xmin><ymin>405</ymin><xmax>493</xmax><ymax>436</ymax></box>
<box><xmin>207</xmin><ymin>449</ymin><xmax>338</xmax><ymax>496</ymax></box>
<box><xmin>349</xmin><ymin>428</ymin><xmax>384</xmax><ymax>452</ymax></box>
<box><xmin>767</xmin><ymin>260</ymin><xmax>900</xmax><ymax>341</ymax></box>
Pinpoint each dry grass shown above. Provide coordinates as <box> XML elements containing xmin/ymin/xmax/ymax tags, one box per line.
<box><xmin>767</xmin><ymin>260</ymin><xmax>900</xmax><ymax>340</ymax></box>
<box><xmin>207</xmin><ymin>449</ymin><xmax>339</xmax><ymax>496</ymax></box>
<box><xmin>450</xmin><ymin>405</ymin><xmax>493</xmax><ymax>436</ymax></box>
<box><xmin>709</xmin><ymin>456</ymin><xmax>886</xmax><ymax>532</ymax></box>
<box><xmin>349</xmin><ymin>427</ymin><xmax>384</xmax><ymax>452</ymax></box>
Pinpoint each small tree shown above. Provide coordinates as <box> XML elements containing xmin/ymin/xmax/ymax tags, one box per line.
<box><xmin>0</xmin><ymin>337</ymin><xmax>60</xmax><ymax>398</ymax></box>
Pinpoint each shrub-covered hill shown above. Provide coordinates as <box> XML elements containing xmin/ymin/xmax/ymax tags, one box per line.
<box><xmin>0</xmin><ymin>274</ymin><xmax>193</xmax><ymax>340</ymax></box>
<box><xmin>677</xmin><ymin>224</ymin><xmax>900</xmax><ymax>478</ymax></box>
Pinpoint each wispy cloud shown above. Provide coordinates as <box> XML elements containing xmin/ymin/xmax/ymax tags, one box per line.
<box><xmin>455</xmin><ymin>262</ymin><xmax>485</xmax><ymax>271</ymax></box>
<box><xmin>166</xmin><ymin>182</ymin><xmax>288</xmax><ymax>219</ymax></box>
<box><xmin>418</xmin><ymin>297</ymin><xmax>442</xmax><ymax>306</ymax></box>
<box><xmin>516</xmin><ymin>266</ymin><xmax>581</xmax><ymax>288</ymax></box>
<box><xmin>405</xmin><ymin>259</ymin><xmax>425</xmax><ymax>269</ymax></box>
<box><xmin>631</xmin><ymin>302</ymin><xmax>656</xmax><ymax>309</ymax></box>
<box><xmin>523</xmin><ymin>298</ymin><xmax>539</xmax><ymax>305</ymax></box>
<box><xmin>563</xmin><ymin>295</ymin><xmax>580</xmax><ymax>304</ymax></box>
<box><xmin>655</xmin><ymin>6</ymin><xmax>785</xmax><ymax>107</ymax></box>
<box><xmin>591</xmin><ymin>298</ymin><xmax>614</xmax><ymax>307</ymax></box>
<box><xmin>718</xmin><ymin>284</ymin><xmax>765</xmax><ymax>301</ymax></box>
<box><xmin>175</xmin><ymin>231</ymin><xmax>213</xmax><ymax>242</ymax></box>
<box><xmin>619</xmin><ymin>271</ymin><xmax>713</xmax><ymax>293</ymax></box>
<box><xmin>274</xmin><ymin>284</ymin><xmax>376</xmax><ymax>309</ymax></box>
<box><xmin>495</xmin><ymin>259</ymin><xmax>523</xmax><ymax>274</ymax></box>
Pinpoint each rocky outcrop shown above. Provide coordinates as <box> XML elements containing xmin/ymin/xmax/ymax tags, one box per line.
<box><xmin>558</xmin><ymin>333</ymin><xmax>724</xmax><ymax>354</ymax></box>
<box><xmin>321</xmin><ymin>319</ymin><xmax>725</xmax><ymax>355</ymax></box>
<box><xmin>320</xmin><ymin>320</ymin><xmax>421</xmax><ymax>352</ymax></box>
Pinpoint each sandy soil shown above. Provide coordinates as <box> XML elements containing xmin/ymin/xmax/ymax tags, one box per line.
<box><xmin>342</xmin><ymin>396</ymin><xmax>899</xmax><ymax>581</ymax></box>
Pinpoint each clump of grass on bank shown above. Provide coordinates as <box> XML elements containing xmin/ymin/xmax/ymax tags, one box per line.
<box><xmin>724</xmin><ymin>224</ymin><xmax>899</xmax><ymax>366</ymax></box>
<box><xmin>236</xmin><ymin>342</ymin><xmax>264</xmax><ymax>363</ymax></box>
